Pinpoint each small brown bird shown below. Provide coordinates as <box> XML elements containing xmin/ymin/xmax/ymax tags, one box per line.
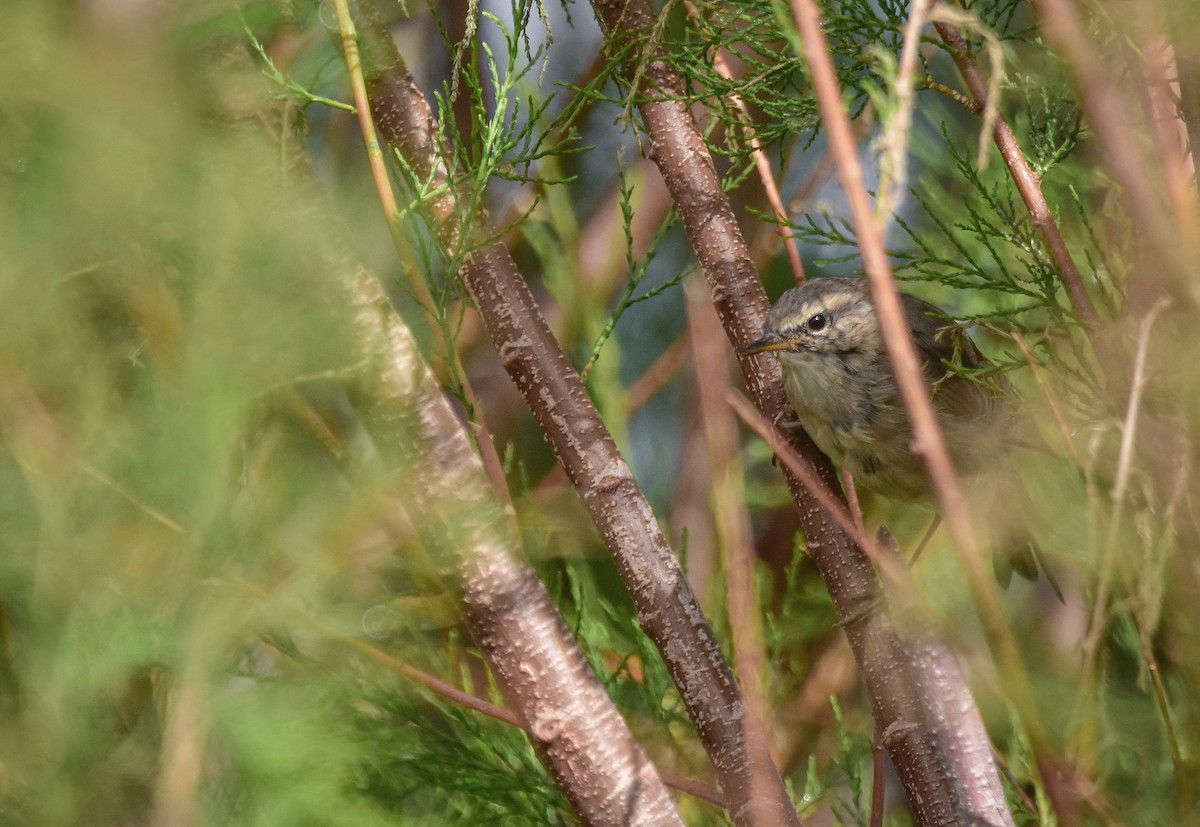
<box><xmin>744</xmin><ymin>277</ymin><xmax>1040</xmax><ymax>586</ymax></box>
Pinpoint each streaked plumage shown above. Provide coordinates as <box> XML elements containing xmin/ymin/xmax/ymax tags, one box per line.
<box><xmin>745</xmin><ymin>277</ymin><xmax>1038</xmax><ymax>585</ymax></box>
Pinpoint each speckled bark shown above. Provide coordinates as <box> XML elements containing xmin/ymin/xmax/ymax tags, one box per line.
<box><xmin>350</xmin><ymin>271</ymin><xmax>684</xmax><ymax>827</ymax></box>
<box><xmin>589</xmin><ymin>0</ymin><xmax>1013</xmax><ymax>824</ymax></box>
<box><xmin>356</xmin><ymin>17</ymin><xmax>799</xmax><ymax>827</ymax></box>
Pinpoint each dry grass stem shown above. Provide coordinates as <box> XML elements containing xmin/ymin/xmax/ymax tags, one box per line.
<box><xmin>688</xmin><ymin>284</ymin><xmax>772</xmax><ymax>742</ymax></box>
<box><xmin>727</xmin><ymin>391</ymin><xmax>912</xmax><ymax>590</ymax></box>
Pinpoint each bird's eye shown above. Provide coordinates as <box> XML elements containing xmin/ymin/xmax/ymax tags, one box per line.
<box><xmin>806</xmin><ymin>313</ymin><xmax>828</xmax><ymax>332</ymax></box>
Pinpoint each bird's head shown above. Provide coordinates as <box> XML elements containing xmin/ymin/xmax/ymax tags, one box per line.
<box><xmin>742</xmin><ymin>278</ymin><xmax>878</xmax><ymax>359</ymax></box>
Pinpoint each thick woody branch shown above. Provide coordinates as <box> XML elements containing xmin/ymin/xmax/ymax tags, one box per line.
<box><xmin>348</xmin><ymin>269</ymin><xmax>684</xmax><ymax>826</ymax></box>
<box><xmin>353</xmin><ymin>13</ymin><xmax>796</xmax><ymax>826</ymax></box>
<box><xmin>590</xmin><ymin>0</ymin><xmax>1012</xmax><ymax>822</ymax></box>
<box><xmin>347</xmin><ymin>638</ymin><xmax>729</xmax><ymax>810</ymax></box>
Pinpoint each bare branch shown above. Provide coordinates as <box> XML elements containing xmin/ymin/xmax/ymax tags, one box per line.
<box><xmin>792</xmin><ymin>0</ymin><xmax>1094</xmax><ymax>820</ymax></box>
<box><xmin>345</xmin><ymin>637</ymin><xmax>730</xmax><ymax>809</ymax></box>
<box><xmin>352</xmin><ymin>12</ymin><xmax>795</xmax><ymax>825</ymax></box>
<box><xmin>686</xmin><ymin>283</ymin><xmax>775</xmax><ymax>820</ymax></box>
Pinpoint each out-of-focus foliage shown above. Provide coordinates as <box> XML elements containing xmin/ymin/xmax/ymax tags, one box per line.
<box><xmin>0</xmin><ymin>0</ymin><xmax>1197</xmax><ymax>825</ymax></box>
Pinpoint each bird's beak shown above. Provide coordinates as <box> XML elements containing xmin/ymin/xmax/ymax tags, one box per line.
<box><xmin>741</xmin><ymin>332</ymin><xmax>790</xmax><ymax>355</ymax></box>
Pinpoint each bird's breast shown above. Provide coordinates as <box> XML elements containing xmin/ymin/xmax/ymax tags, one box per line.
<box><xmin>778</xmin><ymin>350</ymin><xmax>926</xmax><ymax>498</ymax></box>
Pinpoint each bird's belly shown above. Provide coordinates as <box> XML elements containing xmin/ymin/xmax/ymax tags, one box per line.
<box><xmin>781</xmin><ymin>359</ymin><xmax>927</xmax><ymax>499</ymax></box>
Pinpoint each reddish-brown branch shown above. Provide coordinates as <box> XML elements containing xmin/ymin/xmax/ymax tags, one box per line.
<box><xmin>790</xmin><ymin>0</ymin><xmax>995</xmax><ymax>631</ymax></box>
<box><xmin>346</xmin><ymin>268</ymin><xmax>686</xmax><ymax>825</ymax></box>
<box><xmin>726</xmin><ymin>393</ymin><xmax>911</xmax><ymax>589</ymax></box>
<box><xmin>933</xmin><ymin>22</ymin><xmax>1101</xmax><ymax>331</ymax></box>
<box><xmin>330</xmin><ymin>11</ymin><xmax>690</xmax><ymax>819</ymax></box>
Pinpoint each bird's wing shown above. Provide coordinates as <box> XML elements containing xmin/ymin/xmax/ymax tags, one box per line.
<box><xmin>901</xmin><ymin>294</ymin><xmax>1003</xmax><ymax>424</ymax></box>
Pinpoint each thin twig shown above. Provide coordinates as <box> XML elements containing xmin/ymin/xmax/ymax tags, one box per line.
<box><xmin>683</xmin><ymin>1</ymin><xmax>805</xmax><ymax>283</ymax></box>
<box><xmin>871</xmin><ymin>722</ymin><xmax>886</xmax><ymax>827</ymax></box>
<box><xmin>934</xmin><ymin>20</ymin><xmax>1102</xmax><ymax>331</ymax></box>
<box><xmin>791</xmin><ymin>0</ymin><xmax>1003</xmax><ymax>645</ymax></box>
<box><xmin>840</xmin><ymin>467</ymin><xmax>865</xmax><ymax>535</ymax></box>
<box><xmin>687</xmin><ymin>285</ymin><xmax>771</xmax><ymax>729</ymax></box>
<box><xmin>992</xmin><ymin>746</ymin><xmax>1040</xmax><ymax>816</ymax></box>
<box><xmin>727</xmin><ymin>392</ymin><xmax>912</xmax><ymax>590</ymax></box>
<box><xmin>788</xmin><ymin>152</ymin><xmax>837</xmax><ymax>216</ymax></box>
<box><xmin>924</xmin><ymin>76</ymin><xmax>981</xmax><ymax>113</ymax></box>
<box><xmin>150</xmin><ymin>653</ymin><xmax>210</xmax><ymax>827</ymax></box>
<box><xmin>1110</xmin><ymin>302</ymin><xmax>1169</xmax><ymax>535</ymax></box>
<box><xmin>626</xmin><ymin>335</ymin><xmax>689</xmax><ymax>410</ymax></box>
<box><xmin>1010</xmin><ymin>332</ymin><xmax>1082</xmax><ymax>469</ymax></box>
<box><xmin>687</xmin><ymin>284</ymin><xmax>778</xmax><ymax>818</ymax></box>
<box><xmin>80</xmin><ymin>462</ymin><xmax>186</xmax><ymax>534</ymax></box>
<box><xmin>331</xmin><ymin>0</ymin><xmax>517</xmax><ymax>535</ymax></box>
<box><xmin>331</xmin><ymin>0</ymin><xmax>437</xmax><ymax>316</ymax></box>
<box><xmin>345</xmin><ymin>637</ymin><xmax>729</xmax><ymax>809</ymax></box>
<box><xmin>1079</xmin><ymin>299</ymin><xmax>1171</xmax><ymax>700</ymax></box>
<box><xmin>875</xmin><ymin>0</ymin><xmax>933</xmax><ymax>225</ymax></box>
<box><xmin>1140</xmin><ymin>39</ymin><xmax>1200</xmax><ymax>260</ymax></box>
<box><xmin>1127</xmin><ymin>597</ymin><xmax>1190</xmax><ymax>807</ymax></box>
<box><xmin>330</xmin><ymin>1</ymin><xmax>393</xmax><ymax>215</ymax></box>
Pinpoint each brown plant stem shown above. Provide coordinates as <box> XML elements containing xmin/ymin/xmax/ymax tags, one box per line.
<box><xmin>686</xmin><ymin>282</ymin><xmax>775</xmax><ymax>810</ymax></box>
<box><xmin>933</xmin><ymin>20</ymin><xmax>1101</xmax><ymax>332</ymax></box>
<box><xmin>329</xmin><ymin>8</ymin><xmax>687</xmax><ymax>820</ymax></box>
<box><xmin>726</xmin><ymin>393</ymin><xmax>909</xmax><ymax>589</ymax></box>
<box><xmin>791</xmin><ymin>0</ymin><xmax>995</xmax><ymax>642</ymax></box>
<box><xmin>1076</xmin><ymin>300</ymin><xmax>1171</xmax><ymax>788</ymax></box>
<box><xmin>871</xmin><ymin>722</ymin><xmax>886</xmax><ymax>827</ymax></box>
<box><xmin>352</xmin><ymin>11</ymin><xmax>797</xmax><ymax>826</ymax></box>
<box><xmin>797</xmin><ymin>0</ymin><xmax>1091</xmax><ymax>816</ymax></box>
<box><xmin>330</xmin><ymin>0</ymin><xmax>436</xmax><ymax>316</ymax></box>
<box><xmin>626</xmin><ymin>334</ymin><xmax>689</xmax><ymax>410</ymax></box>
<box><xmin>791</xmin><ymin>0</ymin><xmax>1044</xmax><ymax>821</ymax></box>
